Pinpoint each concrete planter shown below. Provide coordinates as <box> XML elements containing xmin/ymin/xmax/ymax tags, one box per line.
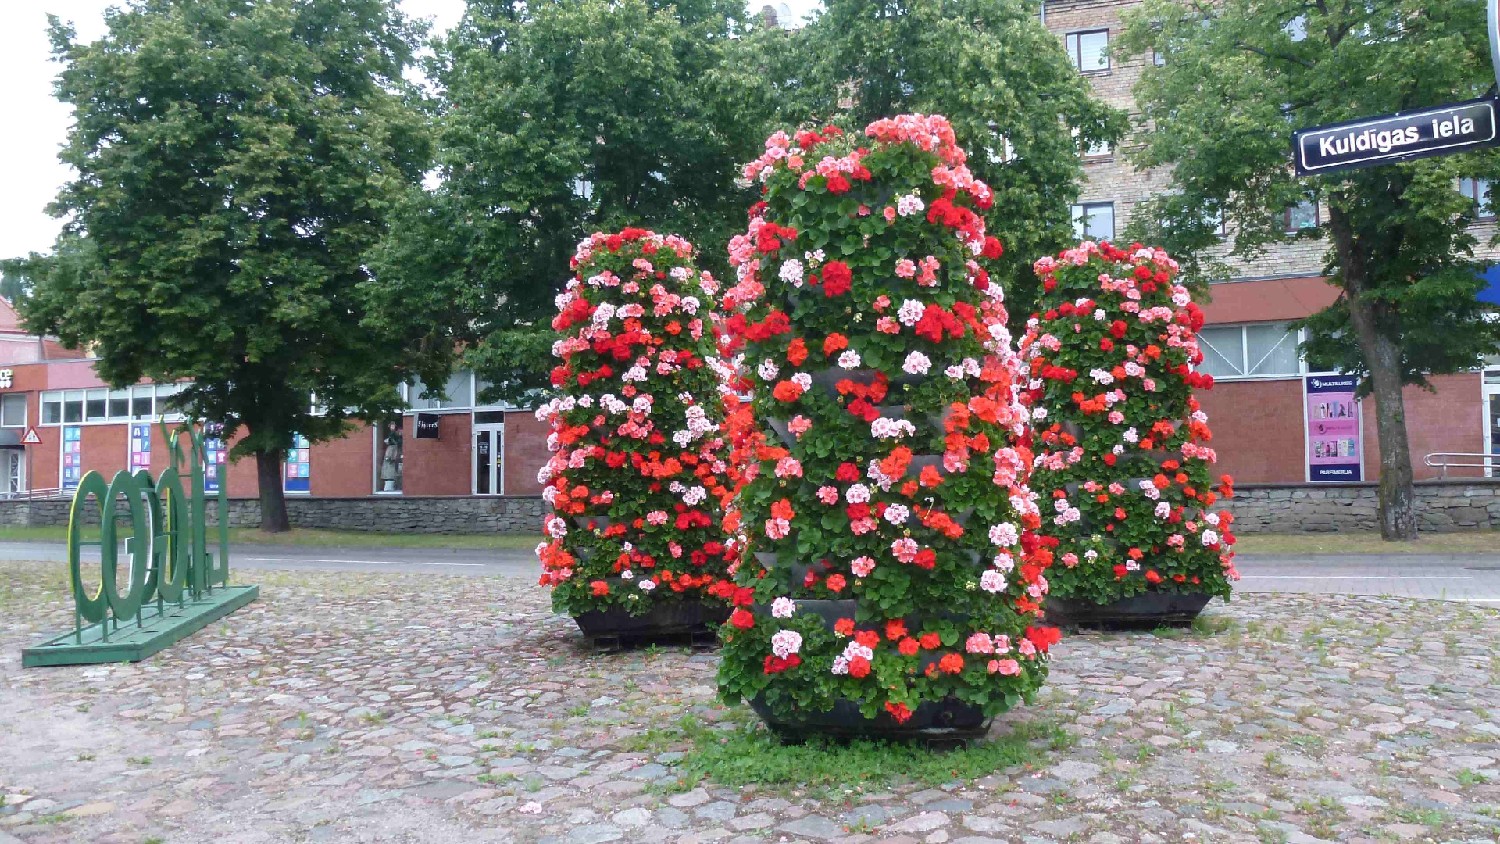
<box><xmin>1045</xmin><ymin>591</ymin><xmax>1212</xmax><ymax>631</ymax></box>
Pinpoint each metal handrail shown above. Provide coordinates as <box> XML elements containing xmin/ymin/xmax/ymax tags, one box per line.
<box><xmin>0</xmin><ymin>488</ymin><xmax>65</xmax><ymax>501</ymax></box>
<box><xmin>1424</xmin><ymin>452</ymin><xmax>1498</xmax><ymax>479</ymax></box>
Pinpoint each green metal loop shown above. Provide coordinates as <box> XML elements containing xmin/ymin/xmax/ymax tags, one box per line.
<box><xmin>68</xmin><ymin>472</ymin><xmax>111</xmax><ymax>625</ymax></box>
<box><xmin>101</xmin><ymin>471</ymin><xmax>148</xmax><ymax>620</ymax></box>
<box><xmin>155</xmin><ymin>468</ymin><xmax>189</xmax><ymax>603</ymax></box>
<box><xmin>132</xmin><ymin>470</ymin><xmax>161</xmax><ymax>599</ymax></box>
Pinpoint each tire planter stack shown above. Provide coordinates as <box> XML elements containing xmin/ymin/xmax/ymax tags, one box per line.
<box><xmin>536</xmin><ymin>229</ymin><xmax>736</xmax><ymax>645</ymax></box>
<box><xmin>1021</xmin><ymin>241</ymin><xmax>1239</xmax><ymax>630</ymax></box>
<box><xmin>716</xmin><ymin>115</ymin><xmax>1060</xmax><ymax>742</ymax></box>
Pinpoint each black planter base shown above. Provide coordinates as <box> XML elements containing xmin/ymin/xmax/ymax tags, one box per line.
<box><xmin>1045</xmin><ymin>592</ymin><xmax>1213</xmax><ymax>631</ymax></box>
<box><xmin>572</xmin><ymin>601</ymin><xmax>729</xmax><ymax>651</ymax></box>
<box><xmin>749</xmin><ymin>695</ymin><xmax>991</xmax><ymax>747</ymax></box>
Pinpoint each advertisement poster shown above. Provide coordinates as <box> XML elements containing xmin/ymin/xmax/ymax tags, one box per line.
<box><xmin>61</xmin><ymin>425</ymin><xmax>82</xmax><ymax>491</ymax></box>
<box><xmin>129</xmin><ymin>423</ymin><xmax>152</xmax><ymax>473</ymax></box>
<box><xmin>203</xmin><ymin>424</ymin><xmax>225</xmax><ymax>494</ymax></box>
<box><xmin>1304</xmin><ymin>374</ymin><xmax>1363</xmax><ymax>482</ymax></box>
<box><xmin>284</xmin><ymin>433</ymin><xmax>311</xmax><ymax>494</ymax></box>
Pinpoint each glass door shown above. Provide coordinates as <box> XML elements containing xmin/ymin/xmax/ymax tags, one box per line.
<box><xmin>1486</xmin><ymin>372</ymin><xmax>1499</xmax><ymax>478</ymax></box>
<box><xmin>472</xmin><ymin>423</ymin><xmax>505</xmax><ymax>495</ymax></box>
<box><xmin>2</xmin><ymin>450</ymin><xmax>21</xmax><ymax>495</ymax></box>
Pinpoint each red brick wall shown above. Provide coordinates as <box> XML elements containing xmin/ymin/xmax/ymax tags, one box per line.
<box><xmin>310</xmin><ymin>424</ymin><xmax>375</xmax><ymax>497</ymax></box>
<box><xmin>504</xmin><ymin>410</ymin><xmax>548</xmax><ymax>496</ymax></box>
<box><xmin>1200</xmin><ymin>374</ymin><xmax>1487</xmax><ymax>484</ymax></box>
<box><xmin>403</xmin><ymin>412</ymin><xmax>472</xmax><ymax>495</ymax></box>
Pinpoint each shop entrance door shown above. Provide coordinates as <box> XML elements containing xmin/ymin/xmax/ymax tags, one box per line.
<box><xmin>1485</xmin><ymin>368</ymin><xmax>1499</xmax><ymax>478</ymax></box>
<box><xmin>472</xmin><ymin>419</ymin><xmax>505</xmax><ymax>495</ymax></box>
<box><xmin>0</xmin><ymin>450</ymin><xmax>21</xmax><ymax>496</ymax></box>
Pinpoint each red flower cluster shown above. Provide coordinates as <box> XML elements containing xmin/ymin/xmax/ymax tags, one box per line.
<box><xmin>536</xmin><ymin>230</ymin><xmax>737</xmax><ymax>618</ymax></box>
<box><xmin>1021</xmin><ymin>241</ymin><xmax>1239</xmax><ymax>607</ymax></box>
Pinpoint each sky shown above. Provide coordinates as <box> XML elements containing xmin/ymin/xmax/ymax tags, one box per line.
<box><xmin>0</xmin><ymin>0</ymin><xmax>821</xmax><ymax>262</ymax></box>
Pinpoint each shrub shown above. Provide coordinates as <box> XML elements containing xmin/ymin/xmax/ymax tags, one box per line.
<box><xmin>535</xmin><ymin>229</ymin><xmax>736</xmax><ymax>617</ymax></box>
<box><xmin>716</xmin><ymin>115</ymin><xmax>1058</xmax><ymax>726</ymax></box>
<box><xmin>1021</xmin><ymin>241</ymin><xmax>1239</xmax><ymax>606</ymax></box>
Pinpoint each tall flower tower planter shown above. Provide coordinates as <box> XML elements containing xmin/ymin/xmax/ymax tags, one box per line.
<box><xmin>536</xmin><ymin>229</ymin><xmax>737</xmax><ymax>646</ymax></box>
<box><xmin>1022</xmin><ymin>241</ymin><xmax>1238</xmax><ymax>629</ymax></box>
<box><xmin>716</xmin><ymin>116</ymin><xmax>1059</xmax><ymax>742</ymax></box>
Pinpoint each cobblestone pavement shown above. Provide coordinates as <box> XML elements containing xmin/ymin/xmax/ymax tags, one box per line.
<box><xmin>2</xmin><ymin>561</ymin><xmax>1499</xmax><ymax>844</ymax></box>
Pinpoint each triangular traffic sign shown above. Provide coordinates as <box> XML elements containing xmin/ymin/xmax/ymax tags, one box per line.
<box><xmin>21</xmin><ymin>426</ymin><xmax>42</xmax><ymax>445</ymax></box>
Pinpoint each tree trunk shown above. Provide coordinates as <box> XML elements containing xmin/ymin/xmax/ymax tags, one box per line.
<box><xmin>255</xmin><ymin>448</ymin><xmax>291</xmax><ymax>533</ymax></box>
<box><xmin>1327</xmin><ymin>207</ymin><xmax>1417</xmax><ymax>541</ymax></box>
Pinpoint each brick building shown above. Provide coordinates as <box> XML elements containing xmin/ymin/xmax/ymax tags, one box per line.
<box><xmin>1042</xmin><ymin>0</ymin><xmax>1500</xmax><ymax>482</ymax></box>
<box><xmin>0</xmin><ymin>298</ymin><xmax>550</xmax><ymax>501</ymax></box>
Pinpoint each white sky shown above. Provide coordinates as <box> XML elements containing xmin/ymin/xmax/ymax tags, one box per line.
<box><xmin>0</xmin><ymin>0</ymin><xmax>821</xmax><ymax>262</ymax></box>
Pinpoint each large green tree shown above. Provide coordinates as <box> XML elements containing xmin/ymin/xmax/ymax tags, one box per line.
<box><xmin>1119</xmin><ymin>0</ymin><xmax>1500</xmax><ymax>539</ymax></box>
<box><xmin>26</xmin><ymin>0</ymin><xmax>434</xmax><ymax>531</ymax></box>
<box><xmin>368</xmin><ymin>0</ymin><xmax>769</xmax><ymax>400</ymax></box>
<box><xmin>795</xmin><ymin>0</ymin><xmax>1127</xmax><ymax>320</ymax></box>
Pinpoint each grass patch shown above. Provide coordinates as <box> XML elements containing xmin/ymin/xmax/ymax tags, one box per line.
<box><xmin>1233</xmin><ymin>531</ymin><xmax>1500</xmax><ymax>556</ymax></box>
<box><xmin>678</xmin><ymin>717</ymin><xmax>1062</xmax><ymax>789</ymax></box>
<box><xmin>0</xmin><ymin>525</ymin><xmax>542</xmax><ymax>551</ymax></box>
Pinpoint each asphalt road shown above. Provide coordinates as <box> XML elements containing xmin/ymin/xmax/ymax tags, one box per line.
<box><xmin>0</xmin><ymin>541</ymin><xmax>1497</xmax><ymax>602</ymax></box>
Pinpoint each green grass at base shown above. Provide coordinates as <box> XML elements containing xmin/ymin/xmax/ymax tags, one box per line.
<box><xmin>677</xmin><ymin>717</ymin><xmax>1070</xmax><ymax>791</ymax></box>
<box><xmin>1234</xmin><ymin>531</ymin><xmax>1500</xmax><ymax>556</ymax></box>
<box><xmin>0</xmin><ymin>525</ymin><xmax>542</xmax><ymax>551</ymax></box>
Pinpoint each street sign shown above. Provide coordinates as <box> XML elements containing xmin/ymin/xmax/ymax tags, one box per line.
<box><xmin>20</xmin><ymin>427</ymin><xmax>41</xmax><ymax>445</ymax></box>
<box><xmin>1293</xmin><ymin>97</ymin><xmax>1500</xmax><ymax>176</ymax></box>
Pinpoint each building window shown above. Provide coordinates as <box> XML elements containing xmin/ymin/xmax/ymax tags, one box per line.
<box><xmin>1072</xmin><ymin>127</ymin><xmax>1111</xmax><ymax>159</ymax></box>
<box><xmin>1460</xmin><ymin>177</ymin><xmax>1495</xmax><ymax>219</ymax></box>
<box><xmin>1197</xmin><ymin>322</ymin><xmax>1304</xmax><ymax>379</ymax></box>
<box><xmin>408</xmin><ymin>370</ymin><xmax>474</xmax><ymax>411</ymax></box>
<box><xmin>1284</xmin><ymin>200</ymin><xmax>1319</xmax><ymax>232</ymax></box>
<box><xmin>40</xmin><ymin>382</ymin><xmax>192</xmax><ymax>425</ymax></box>
<box><xmin>1071</xmin><ymin>202</ymin><xmax>1116</xmax><ymax>241</ymax></box>
<box><xmin>1065</xmin><ymin>29</ymin><xmax>1110</xmax><ymax>73</ymax></box>
<box><xmin>0</xmin><ymin>394</ymin><xmax>25</xmax><ymax>428</ymax></box>
<box><xmin>1152</xmin><ymin>49</ymin><xmax>1167</xmax><ymax>66</ymax></box>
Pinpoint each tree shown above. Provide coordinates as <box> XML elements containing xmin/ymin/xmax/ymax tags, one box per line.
<box><xmin>25</xmin><ymin>0</ymin><xmax>434</xmax><ymax>531</ymax></box>
<box><xmin>794</xmin><ymin>0</ymin><xmax>1128</xmax><ymax>324</ymax></box>
<box><xmin>1118</xmin><ymin>0</ymin><xmax>1500</xmax><ymax>540</ymax></box>
<box><xmin>368</xmin><ymin>0</ymin><xmax>770</xmax><ymax>402</ymax></box>
<box><xmin>0</xmin><ymin>258</ymin><xmax>34</xmax><ymax>304</ymax></box>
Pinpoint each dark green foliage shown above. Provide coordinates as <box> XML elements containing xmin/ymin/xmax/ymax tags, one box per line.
<box><xmin>24</xmin><ymin>0</ymin><xmax>433</xmax><ymax>528</ymax></box>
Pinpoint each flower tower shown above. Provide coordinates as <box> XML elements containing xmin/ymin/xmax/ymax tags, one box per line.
<box><xmin>536</xmin><ymin>228</ymin><xmax>737</xmax><ymax>642</ymax></box>
<box><xmin>716</xmin><ymin>116</ymin><xmax>1059</xmax><ymax>741</ymax></box>
<box><xmin>1021</xmin><ymin>241</ymin><xmax>1238</xmax><ymax>628</ymax></box>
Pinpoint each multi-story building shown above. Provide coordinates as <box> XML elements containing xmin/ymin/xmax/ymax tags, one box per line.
<box><xmin>1042</xmin><ymin>0</ymin><xmax>1500</xmax><ymax>483</ymax></box>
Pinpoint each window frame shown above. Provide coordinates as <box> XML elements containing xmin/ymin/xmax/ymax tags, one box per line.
<box><xmin>39</xmin><ymin>381</ymin><xmax>193</xmax><ymax>426</ymax></box>
<box><xmin>1284</xmin><ymin>200</ymin><xmax>1320</xmax><ymax>233</ymax></box>
<box><xmin>0</xmin><ymin>394</ymin><xmax>26</xmax><ymax>429</ymax></box>
<box><xmin>1071</xmin><ymin>201</ymin><xmax>1116</xmax><ymax>242</ymax></box>
<box><xmin>1460</xmin><ymin>177</ymin><xmax>1496</xmax><ymax>220</ymax></box>
<box><xmin>1196</xmin><ymin>321</ymin><xmax>1314</xmax><ymax>382</ymax></box>
<box><xmin>1064</xmin><ymin>29</ymin><xmax>1111</xmax><ymax>73</ymax></box>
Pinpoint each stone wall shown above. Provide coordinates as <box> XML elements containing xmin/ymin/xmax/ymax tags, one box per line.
<box><xmin>5</xmin><ymin>484</ymin><xmax>1495</xmax><ymax>535</ymax></box>
<box><xmin>1226</xmin><ymin>481</ymin><xmax>1500</xmax><ymax>533</ymax></box>
<box><xmin>0</xmin><ymin>496</ymin><xmax>547</xmax><ymax>535</ymax></box>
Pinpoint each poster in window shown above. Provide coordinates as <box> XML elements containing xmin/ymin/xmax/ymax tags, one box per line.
<box><xmin>1304</xmin><ymin>374</ymin><xmax>1363</xmax><ymax>482</ymax></box>
<box><xmin>284</xmin><ymin>433</ymin><xmax>311</xmax><ymax>493</ymax></box>
<box><xmin>61</xmin><ymin>425</ymin><xmax>82</xmax><ymax>491</ymax></box>
<box><xmin>128</xmin><ymin>423</ymin><xmax>152</xmax><ymax>472</ymax></box>
<box><xmin>203</xmin><ymin>423</ymin><xmax>226</xmax><ymax>494</ymax></box>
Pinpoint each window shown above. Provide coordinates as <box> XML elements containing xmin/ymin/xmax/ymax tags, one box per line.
<box><xmin>409</xmin><ymin>371</ymin><xmax>475</xmax><ymax>411</ymax></box>
<box><xmin>1284</xmin><ymin>200</ymin><xmax>1319</xmax><ymax>232</ymax></box>
<box><xmin>39</xmin><ymin>382</ymin><xmax>193</xmax><ymax>425</ymax></box>
<box><xmin>1152</xmin><ymin>49</ymin><xmax>1167</xmax><ymax>67</ymax></box>
<box><xmin>1460</xmin><ymin>177</ymin><xmax>1494</xmax><ymax>219</ymax></box>
<box><xmin>1071</xmin><ymin>202</ymin><xmax>1115</xmax><ymax>241</ymax></box>
<box><xmin>985</xmin><ymin>124</ymin><xmax>1017</xmax><ymax>165</ymax></box>
<box><xmin>0</xmin><ymin>395</ymin><xmax>25</xmax><ymax>428</ymax></box>
<box><xmin>1072</xmin><ymin>127</ymin><xmax>1111</xmax><ymax>159</ymax></box>
<box><xmin>1197</xmin><ymin>322</ymin><xmax>1304</xmax><ymax>379</ymax></box>
<box><xmin>1065</xmin><ymin>29</ymin><xmax>1110</xmax><ymax>72</ymax></box>
<box><xmin>1205</xmin><ymin>206</ymin><xmax>1227</xmax><ymax>237</ymax></box>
